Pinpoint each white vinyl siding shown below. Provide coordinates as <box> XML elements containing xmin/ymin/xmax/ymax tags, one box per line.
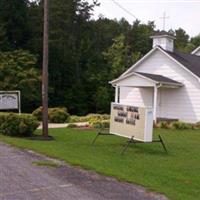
<box><xmin>120</xmin><ymin>87</ymin><xmax>153</xmax><ymax>107</ymax></box>
<box><xmin>131</xmin><ymin>49</ymin><xmax>200</xmax><ymax>123</ymax></box>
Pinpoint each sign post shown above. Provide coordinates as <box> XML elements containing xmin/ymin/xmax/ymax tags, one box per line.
<box><xmin>0</xmin><ymin>91</ymin><xmax>21</xmax><ymax>114</ymax></box>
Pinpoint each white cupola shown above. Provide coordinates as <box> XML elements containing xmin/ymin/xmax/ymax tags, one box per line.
<box><xmin>150</xmin><ymin>31</ymin><xmax>176</xmax><ymax>52</ymax></box>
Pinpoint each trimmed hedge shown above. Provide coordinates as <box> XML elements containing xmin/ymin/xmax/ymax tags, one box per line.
<box><xmin>0</xmin><ymin>113</ymin><xmax>39</xmax><ymax>137</ymax></box>
<box><xmin>32</xmin><ymin>107</ymin><xmax>70</xmax><ymax>123</ymax></box>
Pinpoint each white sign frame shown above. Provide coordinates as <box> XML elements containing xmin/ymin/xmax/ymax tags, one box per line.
<box><xmin>110</xmin><ymin>103</ymin><xmax>153</xmax><ymax>142</ymax></box>
<box><xmin>0</xmin><ymin>91</ymin><xmax>21</xmax><ymax>114</ymax></box>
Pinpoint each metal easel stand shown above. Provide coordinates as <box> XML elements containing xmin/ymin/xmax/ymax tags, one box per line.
<box><xmin>91</xmin><ymin>128</ymin><xmax>113</xmax><ymax>145</ymax></box>
<box><xmin>121</xmin><ymin>135</ymin><xmax>167</xmax><ymax>155</ymax></box>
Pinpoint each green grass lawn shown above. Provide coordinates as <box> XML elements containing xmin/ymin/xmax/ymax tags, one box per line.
<box><xmin>0</xmin><ymin>128</ymin><xmax>200</xmax><ymax>200</ymax></box>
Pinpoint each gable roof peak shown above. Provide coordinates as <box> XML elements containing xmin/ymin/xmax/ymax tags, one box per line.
<box><xmin>120</xmin><ymin>46</ymin><xmax>200</xmax><ymax>80</ymax></box>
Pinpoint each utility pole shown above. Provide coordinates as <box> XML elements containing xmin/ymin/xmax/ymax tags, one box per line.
<box><xmin>42</xmin><ymin>0</ymin><xmax>49</xmax><ymax>137</ymax></box>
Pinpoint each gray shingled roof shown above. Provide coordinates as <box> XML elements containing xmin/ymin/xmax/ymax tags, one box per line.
<box><xmin>136</xmin><ymin>72</ymin><xmax>182</xmax><ymax>85</ymax></box>
<box><xmin>152</xmin><ymin>30</ymin><xmax>175</xmax><ymax>38</ymax></box>
<box><xmin>164</xmin><ymin>50</ymin><xmax>200</xmax><ymax>78</ymax></box>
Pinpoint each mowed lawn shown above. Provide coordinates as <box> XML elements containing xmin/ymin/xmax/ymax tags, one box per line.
<box><xmin>0</xmin><ymin>128</ymin><xmax>200</xmax><ymax>200</ymax></box>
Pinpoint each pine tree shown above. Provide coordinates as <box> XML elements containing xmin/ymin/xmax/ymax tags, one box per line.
<box><xmin>0</xmin><ymin>0</ymin><xmax>30</xmax><ymax>49</ymax></box>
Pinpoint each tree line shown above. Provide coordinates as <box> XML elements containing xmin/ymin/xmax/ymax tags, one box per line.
<box><xmin>0</xmin><ymin>0</ymin><xmax>200</xmax><ymax>115</ymax></box>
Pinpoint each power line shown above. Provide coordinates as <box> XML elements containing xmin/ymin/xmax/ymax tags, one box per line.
<box><xmin>110</xmin><ymin>0</ymin><xmax>138</xmax><ymax>20</ymax></box>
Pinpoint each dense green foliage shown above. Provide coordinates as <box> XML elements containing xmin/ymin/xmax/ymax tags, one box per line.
<box><xmin>32</xmin><ymin>107</ymin><xmax>70</xmax><ymax>123</ymax></box>
<box><xmin>0</xmin><ymin>50</ymin><xmax>41</xmax><ymax>111</ymax></box>
<box><xmin>0</xmin><ymin>112</ymin><xmax>39</xmax><ymax>136</ymax></box>
<box><xmin>0</xmin><ymin>128</ymin><xmax>200</xmax><ymax>200</ymax></box>
<box><xmin>0</xmin><ymin>0</ymin><xmax>199</xmax><ymax>115</ymax></box>
<box><xmin>0</xmin><ymin>0</ymin><xmax>30</xmax><ymax>50</ymax></box>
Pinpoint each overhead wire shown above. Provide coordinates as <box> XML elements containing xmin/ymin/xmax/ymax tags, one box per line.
<box><xmin>110</xmin><ymin>0</ymin><xmax>138</xmax><ymax>20</ymax></box>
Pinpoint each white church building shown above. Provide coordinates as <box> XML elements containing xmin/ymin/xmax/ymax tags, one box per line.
<box><xmin>110</xmin><ymin>31</ymin><xmax>200</xmax><ymax>123</ymax></box>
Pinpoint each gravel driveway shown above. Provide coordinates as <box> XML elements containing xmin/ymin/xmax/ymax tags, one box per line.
<box><xmin>0</xmin><ymin>143</ymin><xmax>168</xmax><ymax>200</ymax></box>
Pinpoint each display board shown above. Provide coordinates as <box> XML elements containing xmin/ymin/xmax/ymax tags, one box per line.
<box><xmin>0</xmin><ymin>91</ymin><xmax>21</xmax><ymax>113</ymax></box>
<box><xmin>110</xmin><ymin>103</ymin><xmax>153</xmax><ymax>142</ymax></box>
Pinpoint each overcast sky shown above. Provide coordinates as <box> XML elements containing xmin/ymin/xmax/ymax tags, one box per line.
<box><xmin>88</xmin><ymin>0</ymin><xmax>200</xmax><ymax>37</ymax></box>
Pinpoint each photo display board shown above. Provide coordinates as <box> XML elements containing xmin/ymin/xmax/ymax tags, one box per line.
<box><xmin>0</xmin><ymin>91</ymin><xmax>20</xmax><ymax>111</ymax></box>
<box><xmin>110</xmin><ymin>103</ymin><xmax>153</xmax><ymax>142</ymax></box>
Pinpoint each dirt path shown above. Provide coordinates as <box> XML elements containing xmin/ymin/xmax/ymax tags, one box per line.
<box><xmin>0</xmin><ymin>143</ymin><xmax>168</xmax><ymax>200</ymax></box>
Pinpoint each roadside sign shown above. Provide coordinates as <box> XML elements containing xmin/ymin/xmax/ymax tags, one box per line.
<box><xmin>110</xmin><ymin>103</ymin><xmax>153</xmax><ymax>142</ymax></box>
<box><xmin>0</xmin><ymin>91</ymin><xmax>21</xmax><ymax>113</ymax></box>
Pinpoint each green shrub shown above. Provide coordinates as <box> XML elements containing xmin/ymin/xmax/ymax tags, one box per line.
<box><xmin>70</xmin><ymin>113</ymin><xmax>110</xmax><ymax>123</ymax></box>
<box><xmin>0</xmin><ymin>112</ymin><xmax>9</xmax><ymax>124</ymax></box>
<box><xmin>48</xmin><ymin>107</ymin><xmax>70</xmax><ymax>123</ymax></box>
<box><xmin>0</xmin><ymin>113</ymin><xmax>39</xmax><ymax>137</ymax></box>
<box><xmin>32</xmin><ymin>107</ymin><xmax>70</xmax><ymax>123</ymax></box>
<box><xmin>195</xmin><ymin>121</ymin><xmax>200</xmax><ymax>129</ymax></box>
<box><xmin>172</xmin><ymin>121</ymin><xmax>193</xmax><ymax>130</ymax></box>
<box><xmin>159</xmin><ymin>121</ymin><xmax>171</xmax><ymax>129</ymax></box>
<box><xmin>89</xmin><ymin>119</ymin><xmax>110</xmax><ymax>129</ymax></box>
<box><xmin>155</xmin><ymin>121</ymin><xmax>195</xmax><ymax>130</ymax></box>
<box><xmin>32</xmin><ymin>106</ymin><xmax>43</xmax><ymax>121</ymax></box>
<box><xmin>86</xmin><ymin>114</ymin><xmax>110</xmax><ymax>122</ymax></box>
<box><xmin>69</xmin><ymin>115</ymin><xmax>87</xmax><ymax>123</ymax></box>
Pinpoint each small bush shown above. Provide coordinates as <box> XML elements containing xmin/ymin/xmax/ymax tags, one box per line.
<box><xmin>86</xmin><ymin>114</ymin><xmax>110</xmax><ymax>121</ymax></box>
<box><xmin>153</xmin><ymin>121</ymin><xmax>161</xmax><ymax>129</ymax></box>
<box><xmin>48</xmin><ymin>107</ymin><xmax>70</xmax><ymax>123</ymax></box>
<box><xmin>89</xmin><ymin>119</ymin><xmax>110</xmax><ymax>129</ymax></box>
<box><xmin>69</xmin><ymin>115</ymin><xmax>88</xmax><ymax>123</ymax></box>
<box><xmin>159</xmin><ymin>121</ymin><xmax>171</xmax><ymax>129</ymax></box>
<box><xmin>32</xmin><ymin>107</ymin><xmax>70</xmax><ymax>123</ymax></box>
<box><xmin>32</xmin><ymin>106</ymin><xmax>43</xmax><ymax>121</ymax></box>
<box><xmin>195</xmin><ymin>121</ymin><xmax>200</xmax><ymax>129</ymax></box>
<box><xmin>70</xmin><ymin>114</ymin><xmax>110</xmax><ymax>123</ymax></box>
<box><xmin>172</xmin><ymin>121</ymin><xmax>193</xmax><ymax>130</ymax></box>
<box><xmin>0</xmin><ymin>113</ymin><xmax>39</xmax><ymax>137</ymax></box>
<box><xmin>154</xmin><ymin>120</ymin><xmax>196</xmax><ymax>130</ymax></box>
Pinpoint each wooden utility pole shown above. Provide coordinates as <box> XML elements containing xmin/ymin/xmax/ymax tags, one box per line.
<box><xmin>42</xmin><ymin>0</ymin><xmax>49</xmax><ymax>137</ymax></box>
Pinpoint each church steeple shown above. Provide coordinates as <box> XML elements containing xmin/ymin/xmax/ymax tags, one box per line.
<box><xmin>150</xmin><ymin>31</ymin><xmax>176</xmax><ymax>52</ymax></box>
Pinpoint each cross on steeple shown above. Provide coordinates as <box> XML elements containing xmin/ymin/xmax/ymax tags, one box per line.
<box><xmin>160</xmin><ymin>12</ymin><xmax>169</xmax><ymax>31</ymax></box>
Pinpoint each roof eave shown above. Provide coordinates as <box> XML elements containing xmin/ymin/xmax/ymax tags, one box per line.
<box><xmin>191</xmin><ymin>46</ymin><xmax>200</xmax><ymax>54</ymax></box>
<box><xmin>150</xmin><ymin>35</ymin><xmax>176</xmax><ymax>40</ymax></box>
<box><xmin>109</xmin><ymin>72</ymin><xmax>158</xmax><ymax>86</ymax></box>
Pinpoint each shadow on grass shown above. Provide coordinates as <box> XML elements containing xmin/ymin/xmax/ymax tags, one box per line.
<box><xmin>27</xmin><ymin>135</ymin><xmax>55</xmax><ymax>141</ymax></box>
<box><xmin>124</xmin><ymin>144</ymin><xmax>170</xmax><ymax>156</ymax></box>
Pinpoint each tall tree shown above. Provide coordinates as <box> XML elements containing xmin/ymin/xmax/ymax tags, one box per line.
<box><xmin>191</xmin><ymin>34</ymin><xmax>200</xmax><ymax>47</ymax></box>
<box><xmin>0</xmin><ymin>0</ymin><xmax>30</xmax><ymax>50</ymax></box>
<box><xmin>103</xmin><ymin>34</ymin><xmax>139</xmax><ymax>79</ymax></box>
<box><xmin>175</xmin><ymin>28</ymin><xmax>189</xmax><ymax>51</ymax></box>
<box><xmin>47</xmin><ymin>0</ymin><xmax>97</xmax><ymax>114</ymax></box>
<box><xmin>0</xmin><ymin>50</ymin><xmax>41</xmax><ymax>111</ymax></box>
<box><xmin>127</xmin><ymin>20</ymin><xmax>155</xmax><ymax>55</ymax></box>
